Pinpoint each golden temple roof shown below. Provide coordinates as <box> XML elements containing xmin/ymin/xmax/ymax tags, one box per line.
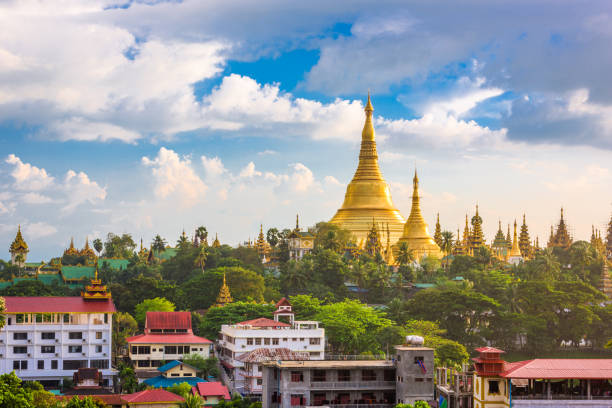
<box><xmin>79</xmin><ymin>237</ymin><xmax>97</xmax><ymax>259</ymax></box>
<box><xmin>9</xmin><ymin>225</ymin><xmax>29</xmax><ymax>254</ymax></box>
<box><xmin>212</xmin><ymin>233</ymin><xmax>221</xmax><ymax>248</ymax></box>
<box><xmin>330</xmin><ymin>94</ymin><xmax>405</xmax><ymax>243</ymax></box>
<box><xmin>215</xmin><ymin>272</ymin><xmax>233</xmax><ymax>307</ymax></box>
<box><xmin>394</xmin><ymin>169</ymin><xmax>442</xmax><ymax>260</ymax></box>
<box><xmin>64</xmin><ymin>237</ymin><xmax>79</xmax><ymax>257</ymax></box>
<box><xmin>508</xmin><ymin>220</ymin><xmax>522</xmax><ymax>258</ymax></box>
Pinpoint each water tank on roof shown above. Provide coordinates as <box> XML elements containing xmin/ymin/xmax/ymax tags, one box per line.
<box><xmin>405</xmin><ymin>335</ymin><xmax>424</xmax><ymax>346</ymax></box>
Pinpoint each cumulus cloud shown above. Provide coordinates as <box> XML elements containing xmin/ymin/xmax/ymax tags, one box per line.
<box><xmin>201</xmin><ymin>156</ymin><xmax>227</xmax><ymax>179</ymax></box>
<box><xmin>63</xmin><ymin>170</ymin><xmax>107</xmax><ymax>212</ymax></box>
<box><xmin>142</xmin><ymin>147</ymin><xmax>207</xmax><ymax>207</ymax></box>
<box><xmin>24</xmin><ymin>222</ymin><xmax>57</xmax><ymax>238</ymax></box>
<box><xmin>21</xmin><ymin>192</ymin><xmax>53</xmax><ymax>204</ymax></box>
<box><xmin>5</xmin><ymin>154</ymin><xmax>54</xmax><ymax>190</ymax></box>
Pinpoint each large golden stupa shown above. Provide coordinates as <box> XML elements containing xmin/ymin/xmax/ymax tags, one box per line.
<box><xmin>330</xmin><ymin>94</ymin><xmax>405</xmax><ymax>244</ymax></box>
<box><xmin>394</xmin><ymin>170</ymin><xmax>442</xmax><ymax>260</ymax></box>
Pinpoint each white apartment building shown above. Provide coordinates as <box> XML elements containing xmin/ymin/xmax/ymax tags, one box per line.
<box><xmin>0</xmin><ymin>290</ymin><xmax>115</xmax><ymax>388</ymax></box>
<box><xmin>217</xmin><ymin>298</ymin><xmax>325</xmax><ymax>396</ymax></box>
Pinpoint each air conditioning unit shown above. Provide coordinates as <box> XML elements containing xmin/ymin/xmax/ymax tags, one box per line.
<box><xmin>103</xmin><ymin>339</ymin><xmax>106</xmax><ymax>343</ymax></box>
<box><xmin>0</xmin><ymin>354</ymin><xmax>3</xmax><ymax>358</ymax></box>
<box><xmin>103</xmin><ymin>353</ymin><xmax>107</xmax><ymax>356</ymax></box>
<box><xmin>0</xmin><ymin>339</ymin><xmax>3</xmax><ymax>343</ymax></box>
<box><xmin>27</xmin><ymin>353</ymin><xmax>31</xmax><ymax>357</ymax></box>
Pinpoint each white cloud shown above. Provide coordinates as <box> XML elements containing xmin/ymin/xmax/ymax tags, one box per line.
<box><xmin>48</xmin><ymin>118</ymin><xmax>141</xmax><ymax>144</ymax></box>
<box><xmin>142</xmin><ymin>147</ymin><xmax>207</xmax><ymax>207</ymax></box>
<box><xmin>201</xmin><ymin>156</ymin><xmax>226</xmax><ymax>179</ymax></box>
<box><xmin>0</xmin><ymin>201</ymin><xmax>8</xmax><ymax>214</ymax></box>
<box><xmin>257</xmin><ymin>150</ymin><xmax>278</xmax><ymax>155</ymax></box>
<box><xmin>62</xmin><ymin>170</ymin><xmax>107</xmax><ymax>212</ymax></box>
<box><xmin>21</xmin><ymin>192</ymin><xmax>53</xmax><ymax>204</ymax></box>
<box><xmin>324</xmin><ymin>175</ymin><xmax>341</xmax><ymax>186</ymax></box>
<box><xmin>239</xmin><ymin>161</ymin><xmax>262</xmax><ymax>178</ymax></box>
<box><xmin>5</xmin><ymin>154</ymin><xmax>54</xmax><ymax>190</ymax></box>
<box><xmin>24</xmin><ymin>222</ymin><xmax>57</xmax><ymax>238</ymax></box>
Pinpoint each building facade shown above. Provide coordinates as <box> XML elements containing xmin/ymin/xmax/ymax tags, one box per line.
<box><xmin>0</xmin><ymin>276</ymin><xmax>115</xmax><ymax>388</ymax></box>
<box><xmin>217</xmin><ymin>298</ymin><xmax>325</xmax><ymax>396</ymax></box>
<box><xmin>261</xmin><ymin>345</ymin><xmax>435</xmax><ymax>407</ymax></box>
<box><xmin>127</xmin><ymin>311</ymin><xmax>212</xmax><ymax>372</ymax></box>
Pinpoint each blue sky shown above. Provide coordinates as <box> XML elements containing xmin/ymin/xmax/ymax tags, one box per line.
<box><xmin>1</xmin><ymin>0</ymin><xmax>612</xmax><ymax>260</ymax></box>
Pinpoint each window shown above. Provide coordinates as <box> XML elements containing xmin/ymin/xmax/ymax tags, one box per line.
<box><xmin>290</xmin><ymin>371</ymin><xmax>303</xmax><ymax>382</ymax></box>
<box><xmin>165</xmin><ymin>346</ymin><xmax>177</xmax><ymax>354</ymax></box>
<box><xmin>41</xmin><ymin>332</ymin><xmax>55</xmax><ymax>340</ymax></box>
<box><xmin>338</xmin><ymin>370</ymin><xmax>351</xmax><ymax>382</ymax></box>
<box><xmin>96</xmin><ymin>332</ymin><xmax>102</xmax><ymax>340</ymax></box>
<box><xmin>41</xmin><ymin>346</ymin><xmax>55</xmax><ymax>353</ymax></box>
<box><xmin>309</xmin><ymin>338</ymin><xmax>320</xmax><ymax>345</ymax></box>
<box><xmin>68</xmin><ymin>345</ymin><xmax>82</xmax><ymax>353</ymax></box>
<box><xmin>264</xmin><ymin>338</ymin><xmax>270</xmax><ymax>345</ymax></box>
<box><xmin>136</xmin><ymin>346</ymin><xmax>150</xmax><ymax>355</ymax></box>
<box><xmin>415</xmin><ymin>378</ymin><xmax>424</xmax><ymax>382</ymax></box>
<box><xmin>362</xmin><ymin>369</ymin><xmax>377</xmax><ymax>381</ymax></box>
<box><xmin>258</xmin><ymin>365</ymin><xmax>262</xmax><ymax>372</ymax></box>
<box><xmin>283</xmin><ymin>338</ymin><xmax>288</xmax><ymax>342</ymax></box>
<box><xmin>63</xmin><ymin>314</ymin><xmax>70</xmax><ymax>323</ymax></box>
<box><xmin>13</xmin><ymin>346</ymin><xmax>27</xmax><ymax>354</ymax></box>
<box><xmin>13</xmin><ymin>360</ymin><xmax>27</xmax><ymax>370</ymax></box>
<box><xmin>489</xmin><ymin>380</ymin><xmax>500</xmax><ymax>395</ymax></box>
<box><xmin>246</xmin><ymin>338</ymin><xmax>253</xmax><ymax>345</ymax></box>
<box><xmin>68</xmin><ymin>332</ymin><xmax>82</xmax><ymax>340</ymax></box>
<box><xmin>38</xmin><ymin>360</ymin><xmax>44</xmax><ymax>369</ymax></box>
<box><xmin>384</xmin><ymin>369</ymin><xmax>395</xmax><ymax>382</ymax></box>
<box><xmin>51</xmin><ymin>360</ymin><xmax>58</xmax><ymax>369</ymax></box>
<box><xmin>255</xmin><ymin>338</ymin><xmax>261</xmax><ymax>345</ymax></box>
<box><xmin>104</xmin><ymin>314</ymin><xmax>108</xmax><ymax>324</ymax></box>
<box><xmin>191</xmin><ymin>348</ymin><xmax>198</xmax><ymax>353</ymax></box>
<box><xmin>312</xmin><ymin>370</ymin><xmax>326</xmax><ymax>382</ymax></box>
<box><xmin>183</xmin><ymin>373</ymin><xmax>193</xmax><ymax>377</ymax></box>
<box><xmin>13</xmin><ymin>332</ymin><xmax>27</xmax><ymax>340</ymax></box>
<box><xmin>292</xmin><ymin>338</ymin><xmax>297</xmax><ymax>341</ymax></box>
<box><xmin>290</xmin><ymin>394</ymin><xmax>304</xmax><ymax>406</ymax></box>
<box><xmin>171</xmin><ymin>373</ymin><xmax>180</xmax><ymax>377</ymax></box>
<box><xmin>414</xmin><ymin>356</ymin><xmax>424</xmax><ymax>364</ymax></box>
<box><xmin>96</xmin><ymin>345</ymin><xmax>102</xmax><ymax>353</ymax></box>
<box><xmin>63</xmin><ymin>360</ymin><xmax>87</xmax><ymax>370</ymax></box>
<box><xmin>137</xmin><ymin>360</ymin><xmax>151</xmax><ymax>368</ymax></box>
<box><xmin>299</xmin><ymin>338</ymin><xmax>304</xmax><ymax>341</ymax></box>
<box><xmin>91</xmin><ymin>360</ymin><xmax>109</xmax><ymax>369</ymax></box>
<box><xmin>272</xmin><ymin>338</ymin><xmax>279</xmax><ymax>345</ymax></box>
<box><xmin>257</xmin><ymin>379</ymin><xmax>262</xmax><ymax>385</ymax></box>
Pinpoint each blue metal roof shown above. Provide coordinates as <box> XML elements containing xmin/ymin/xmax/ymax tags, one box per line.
<box><xmin>143</xmin><ymin>375</ymin><xmax>206</xmax><ymax>388</ymax></box>
<box><xmin>158</xmin><ymin>360</ymin><xmax>181</xmax><ymax>372</ymax></box>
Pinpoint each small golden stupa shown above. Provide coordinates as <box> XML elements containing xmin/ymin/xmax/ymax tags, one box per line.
<box><xmin>330</xmin><ymin>94</ymin><xmax>405</xmax><ymax>243</ymax></box>
<box><xmin>215</xmin><ymin>272</ymin><xmax>233</xmax><ymax>307</ymax></box>
<box><xmin>393</xmin><ymin>170</ymin><xmax>442</xmax><ymax>260</ymax></box>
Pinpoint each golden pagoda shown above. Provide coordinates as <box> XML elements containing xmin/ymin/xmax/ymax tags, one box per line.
<box><xmin>453</xmin><ymin>228</ymin><xmax>465</xmax><ymax>256</ymax></box>
<box><xmin>255</xmin><ymin>225</ymin><xmax>271</xmax><ymax>262</ymax></box>
<box><xmin>462</xmin><ymin>215</ymin><xmax>471</xmax><ymax>252</ymax></box>
<box><xmin>393</xmin><ymin>170</ymin><xmax>442</xmax><ymax>260</ymax></box>
<box><xmin>215</xmin><ymin>272</ymin><xmax>233</xmax><ymax>307</ymax></box>
<box><xmin>64</xmin><ymin>237</ymin><xmax>79</xmax><ymax>257</ymax></box>
<box><xmin>9</xmin><ymin>225</ymin><xmax>29</xmax><ymax>266</ymax></box>
<box><xmin>491</xmin><ymin>221</ymin><xmax>508</xmax><ymax>260</ymax></box>
<box><xmin>469</xmin><ymin>205</ymin><xmax>485</xmax><ymax>253</ymax></box>
<box><xmin>330</xmin><ymin>94</ymin><xmax>405</xmax><ymax>243</ymax></box>
<box><xmin>138</xmin><ymin>238</ymin><xmax>149</xmax><ymax>260</ymax></box>
<box><xmin>81</xmin><ymin>266</ymin><xmax>111</xmax><ymax>300</ymax></box>
<box><xmin>548</xmin><ymin>208</ymin><xmax>572</xmax><ymax>249</ymax></box>
<box><xmin>508</xmin><ymin>220</ymin><xmax>523</xmax><ymax>262</ymax></box>
<box><xmin>364</xmin><ymin>219</ymin><xmax>384</xmax><ymax>257</ymax></box>
<box><xmin>212</xmin><ymin>233</ymin><xmax>221</xmax><ymax>248</ymax></box>
<box><xmin>518</xmin><ymin>215</ymin><xmax>532</xmax><ymax>259</ymax></box>
<box><xmin>79</xmin><ymin>237</ymin><xmax>96</xmax><ymax>259</ymax></box>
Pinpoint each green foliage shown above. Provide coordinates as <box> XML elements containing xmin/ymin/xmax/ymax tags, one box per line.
<box><xmin>113</xmin><ymin>312</ymin><xmax>138</xmax><ymax>362</ymax></box>
<box><xmin>312</xmin><ymin>222</ymin><xmax>354</xmax><ymax>252</ymax></box>
<box><xmin>92</xmin><ymin>238</ymin><xmax>103</xmax><ymax>255</ymax></box>
<box><xmin>134</xmin><ymin>297</ymin><xmax>175</xmax><ymax>326</ymax></box>
<box><xmin>118</xmin><ymin>362</ymin><xmax>138</xmax><ymax>394</ymax></box>
<box><xmin>167</xmin><ymin>382</ymin><xmax>193</xmax><ymax>398</ymax></box>
<box><xmin>289</xmin><ymin>294</ymin><xmax>322</xmax><ymax>320</ymax></box>
<box><xmin>314</xmin><ymin>299</ymin><xmax>393</xmax><ymax>354</ymax></box>
<box><xmin>395</xmin><ymin>402</ymin><xmax>429</xmax><ymax>408</ymax></box>
<box><xmin>181</xmin><ymin>394</ymin><xmax>204</xmax><ymax>408</ymax></box>
<box><xmin>0</xmin><ymin>372</ymin><xmax>36</xmax><ymax>407</ymax></box>
<box><xmin>102</xmin><ymin>233</ymin><xmax>136</xmax><ymax>259</ymax></box>
<box><xmin>217</xmin><ymin>394</ymin><xmax>261</xmax><ymax>408</ymax></box>
<box><xmin>182</xmin><ymin>354</ymin><xmax>219</xmax><ymax>378</ymax></box>
<box><xmin>404</xmin><ymin>319</ymin><xmax>469</xmax><ymax>369</ymax></box>
<box><xmin>65</xmin><ymin>396</ymin><xmax>106</xmax><ymax>408</ymax></box>
<box><xmin>199</xmin><ymin>302</ymin><xmax>275</xmax><ymax>340</ymax></box>
<box><xmin>0</xmin><ymin>280</ymin><xmax>76</xmax><ymax>297</ymax></box>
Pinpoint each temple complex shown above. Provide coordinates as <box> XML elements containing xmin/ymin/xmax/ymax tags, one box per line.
<box><xmin>548</xmin><ymin>208</ymin><xmax>572</xmax><ymax>249</ymax></box>
<box><xmin>212</xmin><ymin>233</ymin><xmax>221</xmax><ymax>248</ymax></box>
<box><xmin>330</xmin><ymin>94</ymin><xmax>405</xmax><ymax>244</ymax></box>
<box><xmin>491</xmin><ymin>221</ymin><xmax>508</xmax><ymax>261</ymax></box>
<box><xmin>288</xmin><ymin>215</ymin><xmax>314</xmax><ymax>261</ymax></box>
<box><xmin>393</xmin><ymin>170</ymin><xmax>442</xmax><ymax>260</ymax></box>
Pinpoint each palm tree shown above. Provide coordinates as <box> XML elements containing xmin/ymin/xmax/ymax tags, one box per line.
<box><xmin>196</xmin><ymin>226</ymin><xmax>208</xmax><ymax>244</ymax></box>
<box><xmin>194</xmin><ymin>246</ymin><xmax>208</xmax><ymax>272</ymax></box>
<box><xmin>152</xmin><ymin>235</ymin><xmax>166</xmax><ymax>254</ymax></box>
<box><xmin>181</xmin><ymin>395</ymin><xmax>203</xmax><ymax>408</ymax></box>
<box><xmin>396</xmin><ymin>242</ymin><xmax>415</xmax><ymax>266</ymax></box>
<box><xmin>440</xmin><ymin>230</ymin><xmax>454</xmax><ymax>269</ymax></box>
<box><xmin>93</xmin><ymin>238</ymin><xmax>103</xmax><ymax>256</ymax></box>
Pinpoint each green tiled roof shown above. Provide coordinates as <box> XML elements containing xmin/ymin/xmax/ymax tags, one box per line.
<box><xmin>154</xmin><ymin>247</ymin><xmax>178</xmax><ymax>261</ymax></box>
<box><xmin>38</xmin><ymin>274</ymin><xmax>62</xmax><ymax>285</ymax></box>
<box><xmin>0</xmin><ymin>281</ymin><xmax>13</xmax><ymax>289</ymax></box>
<box><xmin>62</xmin><ymin>266</ymin><xmax>96</xmax><ymax>281</ymax></box>
<box><xmin>98</xmin><ymin>258</ymin><xmax>129</xmax><ymax>270</ymax></box>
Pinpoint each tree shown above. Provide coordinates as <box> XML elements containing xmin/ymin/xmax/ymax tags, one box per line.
<box><xmin>112</xmin><ymin>312</ymin><xmax>138</xmax><ymax>363</ymax></box>
<box><xmin>177</xmin><ymin>233</ymin><xmax>191</xmax><ymax>250</ymax></box>
<box><xmin>440</xmin><ymin>231</ymin><xmax>454</xmax><ymax>268</ymax></box>
<box><xmin>404</xmin><ymin>320</ymin><xmax>469</xmax><ymax>369</ymax></box>
<box><xmin>152</xmin><ymin>235</ymin><xmax>167</xmax><ymax>253</ymax></box>
<box><xmin>102</xmin><ymin>233</ymin><xmax>137</xmax><ymax>259</ymax></box>
<box><xmin>266</xmin><ymin>228</ymin><xmax>280</xmax><ymax>248</ymax></box>
<box><xmin>182</xmin><ymin>354</ymin><xmax>219</xmax><ymax>378</ymax></box>
<box><xmin>92</xmin><ymin>238</ymin><xmax>103</xmax><ymax>256</ymax></box>
<box><xmin>289</xmin><ymin>295</ymin><xmax>322</xmax><ymax>321</ymax></box>
<box><xmin>314</xmin><ymin>299</ymin><xmax>394</xmax><ymax>354</ymax></box>
<box><xmin>313</xmin><ymin>222</ymin><xmax>353</xmax><ymax>252</ymax></box>
<box><xmin>65</xmin><ymin>396</ymin><xmax>106</xmax><ymax>408</ymax></box>
<box><xmin>396</xmin><ymin>242</ymin><xmax>415</xmax><ymax>266</ymax></box>
<box><xmin>168</xmin><ymin>382</ymin><xmax>192</xmax><ymax>398</ymax></box>
<box><xmin>118</xmin><ymin>362</ymin><xmax>138</xmax><ymax>394</ymax></box>
<box><xmin>134</xmin><ymin>297</ymin><xmax>175</xmax><ymax>326</ymax></box>
<box><xmin>182</xmin><ymin>395</ymin><xmax>204</xmax><ymax>408</ymax></box>
<box><xmin>194</xmin><ymin>246</ymin><xmax>208</xmax><ymax>273</ymax></box>
<box><xmin>196</xmin><ymin>227</ymin><xmax>208</xmax><ymax>245</ymax></box>
<box><xmin>199</xmin><ymin>302</ymin><xmax>275</xmax><ymax>340</ymax></box>
<box><xmin>0</xmin><ymin>372</ymin><xmax>35</xmax><ymax>407</ymax></box>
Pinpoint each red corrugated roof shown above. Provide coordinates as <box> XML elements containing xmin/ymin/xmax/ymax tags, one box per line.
<box><xmin>146</xmin><ymin>311</ymin><xmax>192</xmax><ymax>331</ymax></box>
<box><xmin>237</xmin><ymin>317</ymin><xmax>291</xmax><ymax>327</ymax></box>
<box><xmin>193</xmin><ymin>381</ymin><xmax>231</xmax><ymax>400</ymax></box>
<box><xmin>126</xmin><ymin>333</ymin><xmax>212</xmax><ymax>344</ymax></box>
<box><xmin>475</xmin><ymin>346</ymin><xmax>505</xmax><ymax>353</ymax></box>
<box><xmin>122</xmin><ymin>389</ymin><xmax>185</xmax><ymax>403</ymax></box>
<box><xmin>4</xmin><ymin>296</ymin><xmax>116</xmax><ymax>313</ymax></box>
<box><xmin>275</xmin><ymin>297</ymin><xmax>291</xmax><ymax>307</ymax></box>
<box><xmin>502</xmin><ymin>359</ymin><xmax>612</xmax><ymax>379</ymax></box>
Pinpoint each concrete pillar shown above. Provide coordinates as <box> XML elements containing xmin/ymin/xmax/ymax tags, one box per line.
<box><xmin>547</xmin><ymin>380</ymin><xmax>551</xmax><ymax>399</ymax></box>
<box><xmin>587</xmin><ymin>379</ymin><xmax>591</xmax><ymax>400</ymax></box>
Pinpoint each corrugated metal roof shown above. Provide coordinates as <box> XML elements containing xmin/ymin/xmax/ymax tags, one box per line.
<box><xmin>143</xmin><ymin>375</ymin><xmax>205</xmax><ymax>388</ymax></box>
<box><xmin>146</xmin><ymin>311</ymin><xmax>192</xmax><ymax>330</ymax></box>
<box><xmin>193</xmin><ymin>382</ymin><xmax>231</xmax><ymax>400</ymax></box>
<box><xmin>122</xmin><ymin>389</ymin><xmax>185</xmax><ymax>403</ymax></box>
<box><xmin>126</xmin><ymin>333</ymin><xmax>212</xmax><ymax>344</ymax></box>
<box><xmin>502</xmin><ymin>359</ymin><xmax>612</xmax><ymax>379</ymax></box>
<box><xmin>236</xmin><ymin>347</ymin><xmax>310</xmax><ymax>363</ymax></box>
<box><xmin>4</xmin><ymin>296</ymin><xmax>116</xmax><ymax>313</ymax></box>
<box><xmin>237</xmin><ymin>317</ymin><xmax>291</xmax><ymax>327</ymax></box>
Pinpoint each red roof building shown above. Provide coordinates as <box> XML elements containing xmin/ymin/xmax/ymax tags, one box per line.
<box><xmin>237</xmin><ymin>317</ymin><xmax>291</xmax><ymax>328</ymax></box>
<box><xmin>122</xmin><ymin>389</ymin><xmax>185</xmax><ymax>405</ymax></box>
<box><xmin>127</xmin><ymin>311</ymin><xmax>212</xmax><ymax>373</ymax></box>
<box><xmin>192</xmin><ymin>381</ymin><xmax>231</xmax><ymax>405</ymax></box>
<box><xmin>4</xmin><ymin>296</ymin><xmax>116</xmax><ymax>313</ymax></box>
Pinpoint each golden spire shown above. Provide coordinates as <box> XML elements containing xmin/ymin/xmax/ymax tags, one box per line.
<box><xmin>509</xmin><ymin>219</ymin><xmax>522</xmax><ymax>258</ymax></box>
<box><xmin>212</xmin><ymin>233</ymin><xmax>221</xmax><ymax>248</ymax></box>
<box><xmin>395</xmin><ymin>168</ymin><xmax>442</xmax><ymax>260</ymax></box>
<box><xmin>10</xmin><ymin>224</ymin><xmax>29</xmax><ymax>254</ymax></box>
<box><xmin>330</xmin><ymin>93</ymin><xmax>405</xmax><ymax>243</ymax></box>
<box><xmin>215</xmin><ymin>272</ymin><xmax>233</xmax><ymax>307</ymax></box>
<box><xmin>296</xmin><ymin>214</ymin><xmax>300</xmax><ymax>230</ymax></box>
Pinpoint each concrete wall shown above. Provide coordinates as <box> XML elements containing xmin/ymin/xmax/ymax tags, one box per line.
<box><xmin>395</xmin><ymin>346</ymin><xmax>435</xmax><ymax>404</ymax></box>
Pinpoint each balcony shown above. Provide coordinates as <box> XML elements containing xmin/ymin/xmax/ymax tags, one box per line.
<box><xmin>308</xmin><ymin>381</ymin><xmax>396</xmax><ymax>390</ymax></box>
